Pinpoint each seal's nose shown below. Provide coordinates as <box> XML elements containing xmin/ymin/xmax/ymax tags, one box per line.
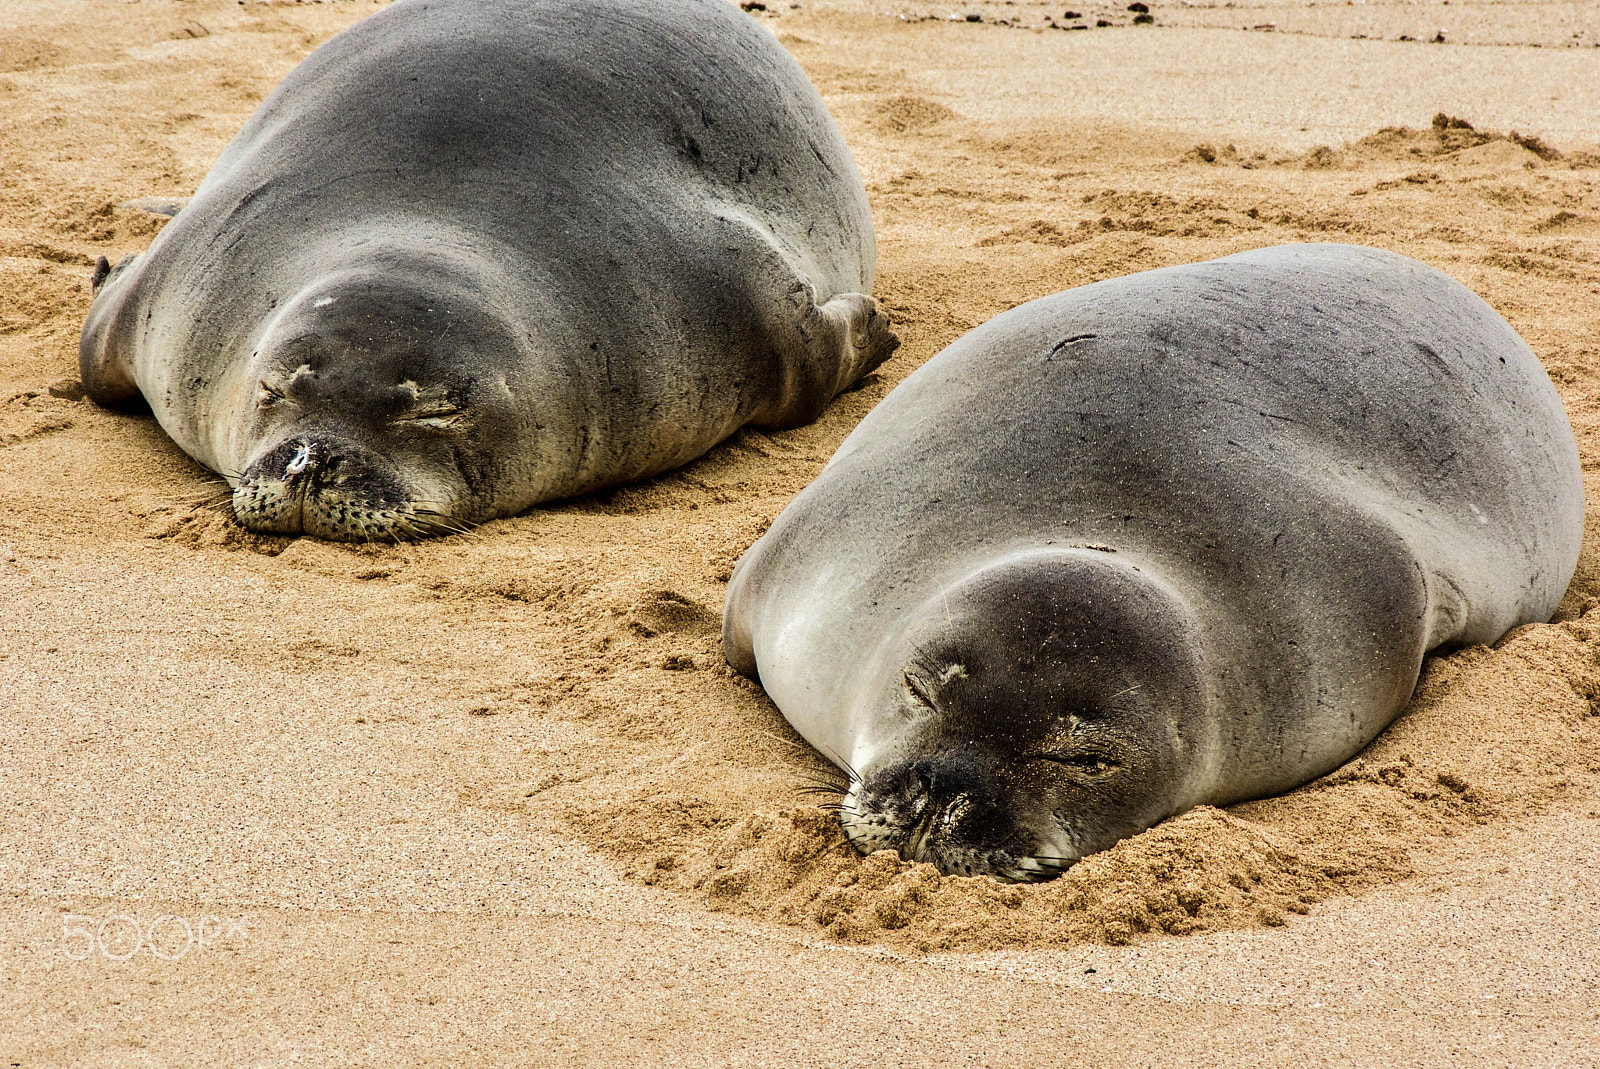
<box><xmin>284</xmin><ymin>442</ymin><xmax>312</xmax><ymax>476</ymax></box>
<box><xmin>233</xmin><ymin>433</ymin><xmax>412</xmax><ymax>540</ymax></box>
<box><xmin>909</xmin><ymin>747</ymin><xmax>993</xmax><ymax>806</ymax></box>
<box><xmin>267</xmin><ymin>440</ymin><xmax>369</xmax><ymax>488</ymax></box>
<box><xmin>899</xmin><ymin>748</ymin><xmax>1013</xmax><ymax>862</ymax></box>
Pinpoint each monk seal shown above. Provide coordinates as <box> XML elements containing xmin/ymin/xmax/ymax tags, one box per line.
<box><xmin>79</xmin><ymin>0</ymin><xmax>896</xmax><ymax>540</ymax></box>
<box><xmin>723</xmin><ymin>243</ymin><xmax>1583</xmax><ymax>882</ymax></box>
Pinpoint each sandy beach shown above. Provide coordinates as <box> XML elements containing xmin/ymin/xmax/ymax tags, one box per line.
<box><xmin>3</xmin><ymin>0</ymin><xmax>1599</xmax><ymax>1063</ymax></box>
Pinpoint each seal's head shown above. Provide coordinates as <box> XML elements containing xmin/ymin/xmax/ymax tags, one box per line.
<box><xmin>836</xmin><ymin>549</ymin><xmax>1210</xmax><ymax>881</ymax></box>
<box><xmin>228</xmin><ymin>269</ymin><xmax>534</xmax><ymax>540</ymax></box>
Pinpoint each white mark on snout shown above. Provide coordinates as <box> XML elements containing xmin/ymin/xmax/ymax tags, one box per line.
<box><xmin>937</xmin><ymin>663</ymin><xmax>969</xmax><ymax>685</ymax></box>
<box><xmin>313</xmin><ymin>296</ymin><xmax>334</xmax><ymax>308</ymax></box>
<box><xmin>285</xmin><ymin>443</ymin><xmax>312</xmax><ymax>476</ymax></box>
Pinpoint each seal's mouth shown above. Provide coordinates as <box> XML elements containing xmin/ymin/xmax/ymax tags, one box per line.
<box><xmin>230</xmin><ymin>436</ymin><xmax>470</xmax><ymax>542</ymax></box>
<box><xmin>835</xmin><ymin>772</ymin><xmax>1080</xmax><ymax>883</ymax></box>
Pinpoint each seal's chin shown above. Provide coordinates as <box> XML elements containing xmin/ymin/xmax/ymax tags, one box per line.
<box><xmin>231</xmin><ymin>437</ymin><xmax>468</xmax><ymax>542</ymax></box>
<box><xmin>837</xmin><ymin>766</ymin><xmax>1081</xmax><ymax>883</ymax></box>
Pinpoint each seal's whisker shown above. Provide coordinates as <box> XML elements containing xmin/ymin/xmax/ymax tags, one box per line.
<box><xmin>190</xmin><ymin>486</ymin><xmax>234</xmax><ymax>502</ymax></box>
<box><xmin>189</xmin><ymin>496</ymin><xmax>238</xmax><ymax>516</ymax></box>
<box><xmin>406</xmin><ymin>506</ymin><xmax>483</xmax><ymax>542</ymax></box>
<box><xmin>758</xmin><ymin>730</ymin><xmax>851</xmax><ymax>782</ymax></box>
<box><xmin>815</xmin><ymin>741</ymin><xmax>863</xmax><ymax>785</ymax></box>
<box><xmin>795</xmin><ymin>776</ymin><xmax>848</xmax><ymax>793</ymax></box>
<box><xmin>411</xmin><ymin>506</ymin><xmax>471</xmax><ymax>523</ymax></box>
<box><xmin>757</xmin><ymin>729</ymin><xmax>816</xmax><ymax>755</ymax></box>
<box><xmin>795</xmin><ymin>785</ymin><xmax>849</xmax><ymax>799</ymax></box>
<box><xmin>793</xmin><ymin>767</ymin><xmax>848</xmax><ymax>785</ymax></box>
<box><xmin>430</xmin><ymin>520</ymin><xmax>480</xmax><ymax>538</ymax></box>
<box><xmin>183</xmin><ymin>485</ymin><xmax>237</xmax><ymax>511</ymax></box>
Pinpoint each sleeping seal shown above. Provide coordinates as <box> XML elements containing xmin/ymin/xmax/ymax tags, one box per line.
<box><xmin>80</xmin><ymin>0</ymin><xmax>896</xmax><ymax>540</ymax></box>
<box><xmin>723</xmin><ymin>243</ymin><xmax>1583</xmax><ymax>882</ymax></box>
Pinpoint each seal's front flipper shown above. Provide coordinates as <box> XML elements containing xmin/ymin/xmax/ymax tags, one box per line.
<box><xmin>824</xmin><ymin>291</ymin><xmax>900</xmax><ymax>389</ymax></box>
<box><xmin>755</xmin><ymin>289</ymin><xmax>901</xmax><ymax>430</ymax></box>
<box><xmin>90</xmin><ymin>252</ymin><xmax>140</xmax><ymax>295</ymax></box>
<box><xmin>709</xmin><ymin>205</ymin><xmax>899</xmax><ymax>430</ymax></box>
<box><xmin>722</xmin><ymin>569</ymin><xmax>760</xmax><ymax>680</ymax></box>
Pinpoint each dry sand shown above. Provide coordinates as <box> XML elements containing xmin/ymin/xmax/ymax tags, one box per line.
<box><xmin>3</xmin><ymin>0</ymin><xmax>1600</xmax><ymax>1064</ymax></box>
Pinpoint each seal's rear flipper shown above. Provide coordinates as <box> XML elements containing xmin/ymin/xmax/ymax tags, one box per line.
<box><xmin>721</xmin><ymin>548</ymin><xmax>762</xmax><ymax>680</ymax></box>
<box><xmin>80</xmin><ymin>253</ymin><xmax>144</xmax><ymax>406</ymax></box>
<box><xmin>118</xmin><ymin>196</ymin><xmax>191</xmax><ymax>219</ymax></box>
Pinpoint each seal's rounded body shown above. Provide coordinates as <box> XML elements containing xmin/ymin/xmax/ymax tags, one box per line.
<box><xmin>723</xmin><ymin>244</ymin><xmax>1583</xmax><ymax>881</ymax></box>
<box><xmin>81</xmin><ymin>0</ymin><xmax>895</xmax><ymax>539</ymax></box>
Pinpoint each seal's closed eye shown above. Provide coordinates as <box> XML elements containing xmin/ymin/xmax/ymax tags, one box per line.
<box><xmin>901</xmin><ymin>670</ymin><xmax>936</xmax><ymax>710</ymax></box>
<box><xmin>1028</xmin><ymin>752</ymin><xmax>1123</xmax><ymax>776</ymax></box>
<box><xmin>393</xmin><ymin>408</ymin><xmax>467</xmax><ymax>430</ymax></box>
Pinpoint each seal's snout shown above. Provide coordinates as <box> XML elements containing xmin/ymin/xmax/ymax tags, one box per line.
<box><xmin>843</xmin><ymin>746</ymin><xmax>1070</xmax><ymax>882</ymax></box>
<box><xmin>231</xmin><ymin>435</ymin><xmax>438</xmax><ymax>541</ymax></box>
<box><xmin>901</xmin><ymin>754</ymin><xmax>1006</xmax><ymax>865</ymax></box>
<box><xmin>911</xmin><ymin>750</ymin><xmax>1012</xmax><ymax>838</ymax></box>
